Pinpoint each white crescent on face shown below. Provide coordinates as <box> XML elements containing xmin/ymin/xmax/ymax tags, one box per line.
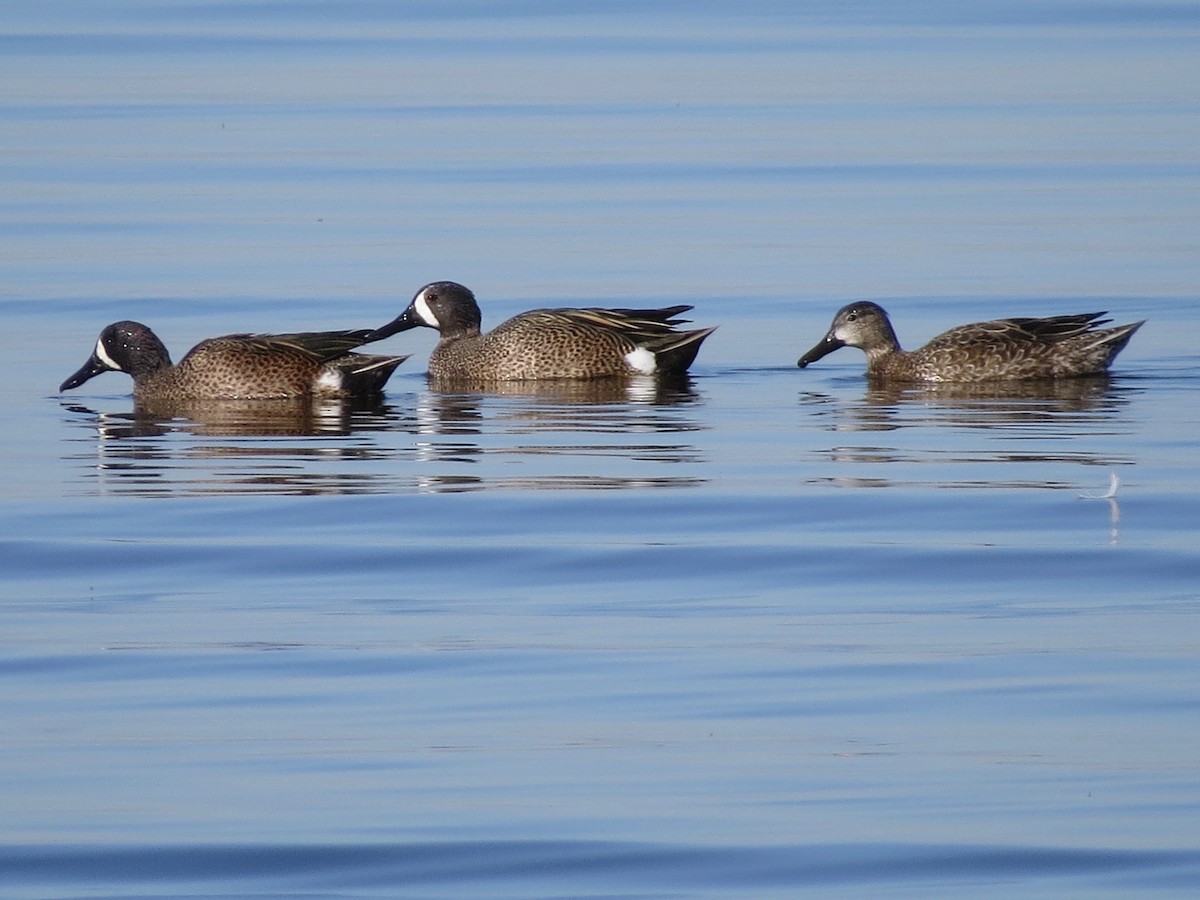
<box><xmin>413</xmin><ymin>288</ymin><xmax>439</xmax><ymax>327</ymax></box>
<box><xmin>95</xmin><ymin>336</ymin><xmax>122</xmax><ymax>371</ymax></box>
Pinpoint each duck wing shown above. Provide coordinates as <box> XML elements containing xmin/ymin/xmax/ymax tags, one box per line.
<box><xmin>183</xmin><ymin>329</ymin><xmax>380</xmax><ymax>366</ymax></box>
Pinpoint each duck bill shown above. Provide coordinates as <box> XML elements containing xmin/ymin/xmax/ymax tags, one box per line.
<box><xmin>60</xmin><ymin>353</ymin><xmax>111</xmax><ymax>391</ymax></box>
<box><xmin>797</xmin><ymin>333</ymin><xmax>845</xmax><ymax>368</ymax></box>
<box><xmin>369</xmin><ymin>304</ymin><xmax>423</xmax><ymax>341</ymax></box>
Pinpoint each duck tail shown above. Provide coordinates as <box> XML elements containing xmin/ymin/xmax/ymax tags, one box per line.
<box><xmin>335</xmin><ymin>353</ymin><xmax>410</xmax><ymax>395</ymax></box>
<box><xmin>651</xmin><ymin>326</ymin><xmax>718</xmax><ymax>374</ymax></box>
<box><xmin>1091</xmin><ymin>320</ymin><xmax>1145</xmax><ymax>358</ymax></box>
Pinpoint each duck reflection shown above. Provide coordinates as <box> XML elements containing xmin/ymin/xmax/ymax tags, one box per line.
<box><xmin>65</xmin><ymin>395</ymin><xmax>401</xmax><ymax>438</ymax></box>
<box><xmin>807</xmin><ymin>375</ymin><xmax>1131</xmax><ymax>435</ymax></box>
<box><xmin>61</xmin><ymin>396</ymin><xmax>413</xmax><ymax>496</ymax></box>
<box><xmin>416</xmin><ymin>376</ymin><xmax>701</xmax><ymax>431</ymax></box>
<box><xmin>61</xmin><ymin>375</ymin><xmax>709</xmax><ymax>496</ymax></box>
<box><xmin>803</xmin><ymin>376</ymin><xmax>1137</xmax><ymax>501</ymax></box>
<box><xmin>408</xmin><ymin>376</ymin><xmax>707</xmax><ymax>490</ymax></box>
<box><xmin>426</xmin><ymin>374</ymin><xmax>699</xmax><ymax>405</ymax></box>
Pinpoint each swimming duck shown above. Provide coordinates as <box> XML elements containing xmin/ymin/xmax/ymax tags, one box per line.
<box><xmin>797</xmin><ymin>302</ymin><xmax>1143</xmax><ymax>382</ymax></box>
<box><xmin>371</xmin><ymin>281</ymin><xmax>716</xmax><ymax>380</ymax></box>
<box><xmin>60</xmin><ymin>320</ymin><xmax>408</xmax><ymax>400</ymax></box>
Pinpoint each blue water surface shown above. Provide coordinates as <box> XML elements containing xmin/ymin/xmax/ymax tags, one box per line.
<box><xmin>2</xmin><ymin>1</ymin><xmax>1199</xmax><ymax>897</ymax></box>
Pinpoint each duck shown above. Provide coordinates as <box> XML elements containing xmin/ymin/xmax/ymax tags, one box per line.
<box><xmin>60</xmin><ymin>320</ymin><xmax>408</xmax><ymax>401</ymax></box>
<box><xmin>369</xmin><ymin>281</ymin><xmax>716</xmax><ymax>381</ymax></box>
<box><xmin>797</xmin><ymin>302</ymin><xmax>1143</xmax><ymax>382</ymax></box>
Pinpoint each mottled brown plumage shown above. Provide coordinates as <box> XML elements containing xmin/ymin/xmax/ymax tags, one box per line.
<box><xmin>371</xmin><ymin>281</ymin><xmax>716</xmax><ymax>381</ymax></box>
<box><xmin>60</xmin><ymin>321</ymin><xmax>408</xmax><ymax>400</ymax></box>
<box><xmin>797</xmin><ymin>302</ymin><xmax>1143</xmax><ymax>382</ymax></box>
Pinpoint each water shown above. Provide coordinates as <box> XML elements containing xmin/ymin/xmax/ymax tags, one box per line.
<box><xmin>3</xmin><ymin>1</ymin><xmax>1200</xmax><ymax>896</ymax></box>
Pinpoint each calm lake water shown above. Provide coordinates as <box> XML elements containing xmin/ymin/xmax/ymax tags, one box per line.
<box><xmin>3</xmin><ymin>1</ymin><xmax>1200</xmax><ymax>897</ymax></box>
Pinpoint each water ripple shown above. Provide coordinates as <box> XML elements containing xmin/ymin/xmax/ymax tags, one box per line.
<box><xmin>1</xmin><ymin>840</ymin><xmax>1197</xmax><ymax>897</ymax></box>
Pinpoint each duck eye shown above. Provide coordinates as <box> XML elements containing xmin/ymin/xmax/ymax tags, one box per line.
<box><xmin>847</xmin><ymin>312</ymin><xmax>857</xmax><ymax>321</ymax></box>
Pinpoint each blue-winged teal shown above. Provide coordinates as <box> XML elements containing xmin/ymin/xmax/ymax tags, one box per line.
<box><xmin>60</xmin><ymin>321</ymin><xmax>409</xmax><ymax>401</ymax></box>
<box><xmin>370</xmin><ymin>282</ymin><xmax>716</xmax><ymax>380</ymax></box>
<box><xmin>797</xmin><ymin>302</ymin><xmax>1144</xmax><ymax>382</ymax></box>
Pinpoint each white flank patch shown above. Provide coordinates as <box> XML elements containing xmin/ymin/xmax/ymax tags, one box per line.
<box><xmin>413</xmin><ymin>289</ymin><xmax>438</xmax><ymax>327</ymax></box>
<box><xmin>315</xmin><ymin>369</ymin><xmax>344</xmax><ymax>393</ymax></box>
<box><xmin>624</xmin><ymin>346</ymin><xmax>657</xmax><ymax>375</ymax></box>
<box><xmin>95</xmin><ymin>337</ymin><xmax>122</xmax><ymax>371</ymax></box>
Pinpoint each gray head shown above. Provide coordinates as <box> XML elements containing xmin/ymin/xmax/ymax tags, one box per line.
<box><xmin>797</xmin><ymin>301</ymin><xmax>900</xmax><ymax>368</ymax></box>
<box><xmin>60</xmin><ymin>321</ymin><xmax>172</xmax><ymax>391</ymax></box>
<box><xmin>371</xmin><ymin>281</ymin><xmax>483</xmax><ymax>341</ymax></box>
